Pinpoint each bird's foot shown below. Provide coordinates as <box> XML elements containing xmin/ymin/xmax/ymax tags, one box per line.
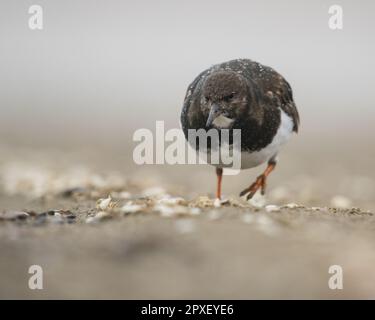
<box><xmin>239</xmin><ymin>174</ymin><xmax>267</xmax><ymax>200</ymax></box>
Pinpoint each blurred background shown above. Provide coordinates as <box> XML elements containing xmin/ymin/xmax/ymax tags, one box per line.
<box><xmin>1</xmin><ymin>0</ymin><xmax>374</xmax><ymax>144</ymax></box>
<box><xmin>1</xmin><ymin>0</ymin><xmax>375</xmax><ymax>206</ymax></box>
<box><xmin>1</xmin><ymin>0</ymin><xmax>375</xmax><ymax>300</ymax></box>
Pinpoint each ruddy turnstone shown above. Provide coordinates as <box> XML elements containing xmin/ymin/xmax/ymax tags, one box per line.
<box><xmin>180</xmin><ymin>59</ymin><xmax>300</xmax><ymax>200</ymax></box>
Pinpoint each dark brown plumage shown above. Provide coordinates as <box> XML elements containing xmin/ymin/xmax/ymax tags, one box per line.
<box><xmin>180</xmin><ymin>58</ymin><xmax>300</xmax><ymax>199</ymax></box>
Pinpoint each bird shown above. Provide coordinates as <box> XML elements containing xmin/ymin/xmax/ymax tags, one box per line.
<box><xmin>180</xmin><ymin>59</ymin><xmax>300</xmax><ymax>200</ymax></box>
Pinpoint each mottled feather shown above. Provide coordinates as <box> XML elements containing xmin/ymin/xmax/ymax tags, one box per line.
<box><xmin>181</xmin><ymin>59</ymin><xmax>299</xmax><ymax>136</ymax></box>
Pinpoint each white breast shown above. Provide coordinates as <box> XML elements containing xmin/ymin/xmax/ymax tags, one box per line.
<box><xmin>239</xmin><ymin>109</ymin><xmax>294</xmax><ymax>169</ymax></box>
<box><xmin>196</xmin><ymin>109</ymin><xmax>294</xmax><ymax>169</ymax></box>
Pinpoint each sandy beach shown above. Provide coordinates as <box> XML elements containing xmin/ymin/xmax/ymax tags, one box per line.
<box><xmin>1</xmin><ymin>138</ymin><xmax>375</xmax><ymax>299</ymax></box>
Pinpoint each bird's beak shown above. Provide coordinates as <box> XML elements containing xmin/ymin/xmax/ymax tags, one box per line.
<box><xmin>206</xmin><ymin>104</ymin><xmax>220</xmax><ymax>128</ymax></box>
<box><xmin>206</xmin><ymin>104</ymin><xmax>235</xmax><ymax>129</ymax></box>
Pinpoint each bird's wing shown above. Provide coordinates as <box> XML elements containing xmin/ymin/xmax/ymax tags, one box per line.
<box><xmin>262</xmin><ymin>71</ymin><xmax>300</xmax><ymax>133</ymax></box>
<box><xmin>278</xmin><ymin>80</ymin><xmax>300</xmax><ymax>133</ymax></box>
<box><xmin>242</xmin><ymin>61</ymin><xmax>300</xmax><ymax>133</ymax></box>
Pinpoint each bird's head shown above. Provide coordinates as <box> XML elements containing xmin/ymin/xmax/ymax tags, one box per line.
<box><xmin>201</xmin><ymin>71</ymin><xmax>249</xmax><ymax>129</ymax></box>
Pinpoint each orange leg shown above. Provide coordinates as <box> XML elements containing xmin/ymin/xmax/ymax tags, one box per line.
<box><xmin>239</xmin><ymin>161</ymin><xmax>276</xmax><ymax>200</ymax></box>
<box><xmin>216</xmin><ymin>168</ymin><xmax>223</xmax><ymax>199</ymax></box>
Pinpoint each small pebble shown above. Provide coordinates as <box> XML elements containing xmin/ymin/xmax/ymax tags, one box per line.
<box><xmin>121</xmin><ymin>202</ymin><xmax>145</xmax><ymax>214</ymax></box>
<box><xmin>96</xmin><ymin>195</ymin><xmax>114</xmax><ymax>211</ymax></box>
<box><xmin>0</xmin><ymin>211</ymin><xmax>29</xmax><ymax>221</ymax></box>
<box><xmin>285</xmin><ymin>203</ymin><xmax>300</xmax><ymax>209</ymax></box>
<box><xmin>193</xmin><ymin>196</ymin><xmax>213</xmax><ymax>207</ymax></box>
<box><xmin>158</xmin><ymin>196</ymin><xmax>187</xmax><ymax>206</ymax></box>
<box><xmin>311</xmin><ymin>207</ymin><xmax>321</xmax><ymax>211</ymax></box>
<box><xmin>95</xmin><ymin>211</ymin><xmax>111</xmax><ymax>220</ymax></box>
<box><xmin>265</xmin><ymin>205</ymin><xmax>280</xmax><ymax>213</ymax></box>
<box><xmin>330</xmin><ymin>195</ymin><xmax>352</xmax><ymax>209</ymax></box>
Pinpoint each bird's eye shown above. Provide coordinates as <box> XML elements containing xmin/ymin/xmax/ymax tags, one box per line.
<box><xmin>223</xmin><ymin>93</ymin><xmax>235</xmax><ymax>102</ymax></box>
